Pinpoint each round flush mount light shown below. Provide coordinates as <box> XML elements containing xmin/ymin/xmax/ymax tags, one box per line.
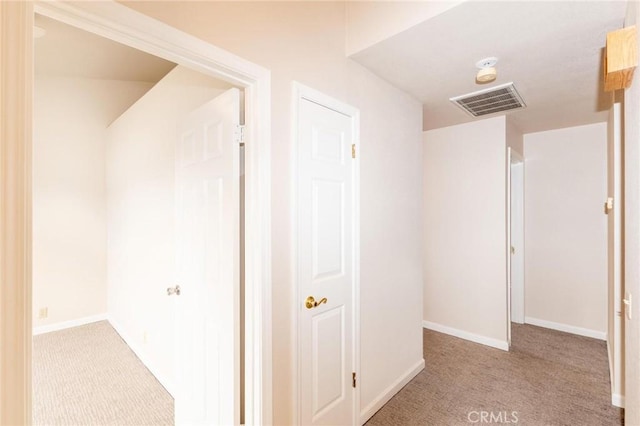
<box><xmin>475</xmin><ymin>57</ymin><xmax>498</xmax><ymax>84</ymax></box>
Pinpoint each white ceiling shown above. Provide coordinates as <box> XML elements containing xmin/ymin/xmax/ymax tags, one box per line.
<box><xmin>350</xmin><ymin>1</ymin><xmax>627</xmax><ymax>133</ymax></box>
<box><xmin>35</xmin><ymin>14</ymin><xmax>175</xmax><ymax>82</ymax></box>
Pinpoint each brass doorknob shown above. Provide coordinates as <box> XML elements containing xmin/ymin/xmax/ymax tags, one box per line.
<box><xmin>305</xmin><ymin>296</ymin><xmax>328</xmax><ymax>309</ymax></box>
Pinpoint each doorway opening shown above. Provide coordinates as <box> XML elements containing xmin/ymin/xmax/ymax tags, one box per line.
<box><xmin>5</xmin><ymin>1</ymin><xmax>273</xmax><ymax>424</ymax></box>
<box><xmin>32</xmin><ymin>11</ymin><xmax>251</xmax><ymax>425</ymax></box>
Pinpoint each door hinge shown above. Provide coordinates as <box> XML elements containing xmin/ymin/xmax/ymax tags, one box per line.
<box><xmin>352</xmin><ymin>372</ymin><xmax>356</xmax><ymax>388</ymax></box>
<box><xmin>235</xmin><ymin>125</ymin><xmax>246</xmax><ymax>146</ymax></box>
<box><xmin>624</xmin><ymin>293</ymin><xmax>632</xmax><ymax>320</ymax></box>
<box><xmin>351</xmin><ymin>144</ymin><xmax>356</xmax><ymax>159</ymax></box>
<box><xmin>605</xmin><ymin>197</ymin><xmax>614</xmax><ymax>214</ymax></box>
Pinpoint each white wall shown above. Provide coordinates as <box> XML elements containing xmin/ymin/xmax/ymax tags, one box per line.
<box><xmin>345</xmin><ymin>1</ymin><xmax>463</xmax><ymax>56</ymax></box>
<box><xmin>122</xmin><ymin>3</ymin><xmax>425</xmax><ymax>423</ymax></box>
<box><xmin>33</xmin><ymin>76</ymin><xmax>152</xmax><ymax>328</ymax></box>
<box><xmin>506</xmin><ymin>118</ymin><xmax>524</xmax><ymax>155</ymax></box>
<box><xmin>423</xmin><ymin>116</ymin><xmax>508</xmax><ymax>349</ymax></box>
<box><xmin>106</xmin><ymin>66</ymin><xmax>233</xmax><ymax>393</ymax></box>
<box><xmin>523</xmin><ymin>123</ymin><xmax>607</xmax><ymax>337</ymax></box>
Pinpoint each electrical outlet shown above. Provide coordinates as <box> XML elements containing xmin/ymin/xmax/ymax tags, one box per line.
<box><xmin>38</xmin><ymin>307</ymin><xmax>48</xmax><ymax>319</ymax></box>
<box><xmin>143</xmin><ymin>331</ymin><xmax>148</xmax><ymax>344</ymax></box>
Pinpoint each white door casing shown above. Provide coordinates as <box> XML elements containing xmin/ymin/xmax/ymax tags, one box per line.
<box><xmin>295</xmin><ymin>84</ymin><xmax>360</xmax><ymax>426</ymax></box>
<box><xmin>609</xmin><ymin>102</ymin><xmax>623</xmax><ymax>407</ymax></box>
<box><xmin>507</xmin><ymin>148</ymin><xmax>512</xmax><ymax>346</ymax></box>
<box><xmin>510</xmin><ymin>157</ymin><xmax>525</xmax><ymax>324</ymax></box>
<box><xmin>175</xmin><ymin>88</ymin><xmax>240</xmax><ymax>425</ymax></box>
<box><xmin>507</xmin><ymin>147</ymin><xmax>524</xmax><ymax>346</ymax></box>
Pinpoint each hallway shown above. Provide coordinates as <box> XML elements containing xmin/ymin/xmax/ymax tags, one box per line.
<box><xmin>367</xmin><ymin>324</ymin><xmax>623</xmax><ymax>425</ymax></box>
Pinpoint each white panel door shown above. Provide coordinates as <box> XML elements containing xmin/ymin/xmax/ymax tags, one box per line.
<box><xmin>174</xmin><ymin>88</ymin><xmax>240</xmax><ymax>426</ymax></box>
<box><xmin>298</xmin><ymin>96</ymin><xmax>356</xmax><ymax>426</ymax></box>
<box><xmin>510</xmin><ymin>162</ymin><xmax>525</xmax><ymax>324</ymax></box>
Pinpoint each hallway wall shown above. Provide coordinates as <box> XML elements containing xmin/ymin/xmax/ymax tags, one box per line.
<box><xmin>523</xmin><ymin>123</ymin><xmax>607</xmax><ymax>338</ymax></box>
<box><xmin>423</xmin><ymin>116</ymin><xmax>508</xmax><ymax>350</ymax></box>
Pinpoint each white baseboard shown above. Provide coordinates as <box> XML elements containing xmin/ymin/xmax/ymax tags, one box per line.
<box><xmin>33</xmin><ymin>313</ymin><xmax>107</xmax><ymax>336</ymax></box>
<box><xmin>359</xmin><ymin>359</ymin><xmax>425</xmax><ymax>425</ymax></box>
<box><xmin>524</xmin><ymin>317</ymin><xmax>606</xmax><ymax>340</ymax></box>
<box><xmin>422</xmin><ymin>320</ymin><xmax>509</xmax><ymax>351</ymax></box>
<box><xmin>107</xmin><ymin>317</ymin><xmax>175</xmax><ymax>398</ymax></box>
<box><xmin>612</xmin><ymin>393</ymin><xmax>625</xmax><ymax>408</ymax></box>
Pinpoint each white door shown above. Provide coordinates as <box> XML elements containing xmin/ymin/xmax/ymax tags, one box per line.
<box><xmin>297</xmin><ymin>92</ymin><xmax>358</xmax><ymax>426</ymax></box>
<box><xmin>510</xmin><ymin>160</ymin><xmax>525</xmax><ymax>324</ymax></box>
<box><xmin>174</xmin><ymin>88</ymin><xmax>240</xmax><ymax>426</ymax></box>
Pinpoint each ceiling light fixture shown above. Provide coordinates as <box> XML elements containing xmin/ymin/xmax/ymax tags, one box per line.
<box><xmin>476</xmin><ymin>57</ymin><xmax>498</xmax><ymax>84</ymax></box>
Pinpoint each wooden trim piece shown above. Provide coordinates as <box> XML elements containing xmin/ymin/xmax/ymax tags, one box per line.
<box><xmin>0</xmin><ymin>2</ymin><xmax>33</xmax><ymax>425</ymax></box>
<box><xmin>605</xmin><ymin>25</ymin><xmax>638</xmax><ymax>92</ymax></box>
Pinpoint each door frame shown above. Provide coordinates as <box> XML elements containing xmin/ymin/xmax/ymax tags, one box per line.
<box><xmin>609</xmin><ymin>101</ymin><xmax>624</xmax><ymax>407</ymax></box>
<box><xmin>506</xmin><ymin>147</ymin><xmax>524</xmax><ymax>346</ymax></box>
<box><xmin>291</xmin><ymin>82</ymin><xmax>361</xmax><ymax>425</ymax></box>
<box><xmin>0</xmin><ymin>2</ymin><xmax>272</xmax><ymax>424</ymax></box>
<box><xmin>509</xmin><ymin>150</ymin><xmax>525</xmax><ymax>326</ymax></box>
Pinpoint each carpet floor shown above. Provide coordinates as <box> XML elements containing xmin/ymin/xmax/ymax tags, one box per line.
<box><xmin>33</xmin><ymin>321</ymin><xmax>174</xmax><ymax>426</ymax></box>
<box><xmin>366</xmin><ymin>323</ymin><xmax>624</xmax><ymax>426</ymax></box>
<box><xmin>34</xmin><ymin>321</ymin><xmax>622</xmax><ymax>426</ymax></box>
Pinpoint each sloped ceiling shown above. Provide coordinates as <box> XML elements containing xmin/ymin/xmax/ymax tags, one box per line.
<box><xmin>350</xmin><ymin>1</ymin><xmax>627</xmax><ymax>133</ymax></box>
<box><xmin>35</xmin><ymin>14</ymin><xmax>175</xmax><ymax>82</ymax></box>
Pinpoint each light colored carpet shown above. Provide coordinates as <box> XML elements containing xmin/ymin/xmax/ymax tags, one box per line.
<box><xmin>33</xmin><ymin>321</ymin><xmax>174</xmax><ymax>426</ymax></box>
<box><xmin>366</xmin><ymin>323</ymin><xmax>624</xmax><ymax>426</ymax></box>
<box><xmin>35</xmin><ymin>321</ymin><xmax>621</xmax><ymax>425</ymax></box>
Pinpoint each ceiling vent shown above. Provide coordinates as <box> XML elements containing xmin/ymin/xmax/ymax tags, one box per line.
<box><xmin>450</xmin><ymin>82</ymin><xmax>526</xmax><ymax>117</ymax></box>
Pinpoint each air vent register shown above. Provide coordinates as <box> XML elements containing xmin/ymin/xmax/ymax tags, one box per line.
<box><xmin>450</xmin><ymin>82</ymin><xmax>526</xmax><ymax>117</ymax></box>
